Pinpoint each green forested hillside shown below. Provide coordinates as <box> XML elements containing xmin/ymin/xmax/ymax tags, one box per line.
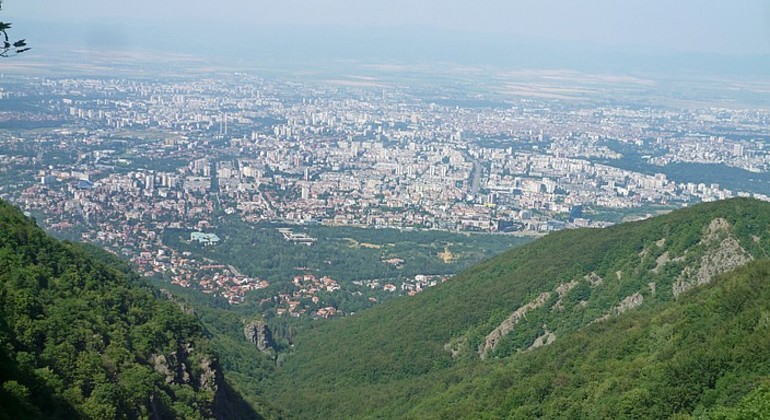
<box><xmin>0</xmin><ymin>200</ymin><xmax>260</xmax><ymax>419</ymax></box>
<box><xmin>5</xmin><ymin>194</ymin><xmax>770</xmax><ymax>419</ymax></box>
<box><xmin>267</xmin><ymin>198</ymin><xmax>770</xmax><ymax>418</ymax></box>
<box><xmin>402</xmin><ymin>259</ymin><xmax>770</xmax><ymax>418</ymax></box>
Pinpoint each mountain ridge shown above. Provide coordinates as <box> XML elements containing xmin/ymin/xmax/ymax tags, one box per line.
<box><xmin>267</xmin><ymin>197</ymin><xmax>770</xmax><ymax>418</ymax></box>
<box><xmin>3</xmin><ymin>195</ymin><xmax>770</xmax><ymax>418</ymax></box>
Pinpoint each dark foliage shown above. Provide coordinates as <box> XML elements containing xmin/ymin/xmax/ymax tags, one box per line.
<box><xmin>0</xmin><ymin>200</ymin><xmax>260</xmax><ymax>419</ymax></box>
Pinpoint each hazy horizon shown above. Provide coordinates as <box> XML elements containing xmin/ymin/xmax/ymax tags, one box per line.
<box><xmin>3</xmin><ymin>1</ymin><xmax>770</xmax><ymax>79</ymax></box>
<box><xmin>7</xmin><ymin>0</ymin><xmax>770</xmax><ymax>55</ymax></box>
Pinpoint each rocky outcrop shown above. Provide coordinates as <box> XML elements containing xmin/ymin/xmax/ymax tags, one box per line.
<box><xmin>555</xmin><ymin>280</ymin><xmax>579</xmax><ymax>298</ymax></box>
<box><xmin>673</xmin><ymin>218</ymin><xmax>753</xmax><ymax>298</ymax></box>
<box><xmin>652</xmin><ymin>251</ymin><xmax>670</xmax><ymax>274</ymax></box>
<box><xmin>528</xmin><ymin>331</ymin><xmax>556</xmax><ymax>351</ymax></box>
<box><xmin>199</xmin><ymin>356</ymin><xmax>219</xmax><ymax>394</ymax></box>
<box><xmin>479</xmin><ymin>292</ymin><xmax>551</xmax><ymax>359</ymax></box>
<box><xmin>244</xmin><ymin>320</ymin><xmax>275</xmax><ymax>354</ymax></box>
<box><xmin>585</xmin><ymin>272</ymin><xmax>604</xmax><ymax>286</ymax></box>
<box><xmin>595</xmin><ymin>292</ymin><xmax>644</xmax><ymax>323</ymax></box>
<box><xmin>159</xmin><ymin>288</ymin><xmax>197</xmax><ymax>316</ymax></box>
<box><xmin>152</xmin><ymin>343</ymin><xmax>195</xmax><ymax>385</ymax></box>
<box><xmin>444</xmin><ymin>336</ymin><xmax>468</xmax><ymax>358</ymax></box>
<box><xmin>553</xmin><ymin>280</ymin><xmax>579</xmax><ymax>311</ymax></box>
<box><xmin>152</xmin><ymin>344</ymin><xmax>260</xmax><ymax>419</ymax></box>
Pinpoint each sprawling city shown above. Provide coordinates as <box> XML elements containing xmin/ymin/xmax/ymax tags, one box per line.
<box><xmin>1</xmin><ymin>70</ymin><xmax>769</xmax><ymax>314</ymax></box>
<box><xmin>4</xmin><ymin>0</ymin><xmax>770</xmax><ymax>418</ymax></box>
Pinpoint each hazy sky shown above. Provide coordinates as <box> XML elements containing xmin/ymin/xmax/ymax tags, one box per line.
<box><xmin>5</xmin><ymin>0</ymin><xmax>770</xmax><ymax>55</ymax></box>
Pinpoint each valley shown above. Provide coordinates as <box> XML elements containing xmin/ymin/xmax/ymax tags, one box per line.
<box><xmin>261</xmin><ymin>198</ymin><xmax>770</xmax><ymax>418</ymax></box>
<box><xmin>1</xmin><ymin>29</ymin><xmax>770</xmax><ymax>417</ymax></box>
<box><xmin>2</xmin><ymin>196</ymin><xmax>770</xmax><ymax>419</ymax></box>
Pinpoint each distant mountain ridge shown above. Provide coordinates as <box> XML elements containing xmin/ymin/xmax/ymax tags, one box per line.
<box><xmin>267</xmin><ymin>198</ymin><xmax>770</xmax><ymax>418</ymax></box>
<box><xmin>0</xmin><ymin>200</ymin><xmax>260</xmax><ymax>419</ymax></box>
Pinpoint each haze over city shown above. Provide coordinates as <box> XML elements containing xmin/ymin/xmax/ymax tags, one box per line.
<box><xmin>4</xmin><ymin>0</ymin><xmax>770</xmax><ymax>419</ymax></box>
<box><xmin>6</xmin><ymin>0</ymin><xmax>770</xmax><ymax>65</ymax></box>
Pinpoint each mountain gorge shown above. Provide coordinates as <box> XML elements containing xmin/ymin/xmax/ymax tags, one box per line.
<box><xmin>267</xmin><ymin>198</ymin><xmax>770</xmax><ymax>418</ymax></box>
<box><xmin>2</xmin><ymin>196</ymin><xmax>770</xmax><ymax>419</ymax></box>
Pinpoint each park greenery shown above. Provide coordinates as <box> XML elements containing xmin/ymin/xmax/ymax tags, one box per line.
<box><xmin>163</xmin><ymin>217</ymin><xmax>530</xmax><ymax>317</ymax></box>
<box><xmin>166</xmin><ymin>217</ymin><xmax>529</xmax><ymax>284</ymax></box>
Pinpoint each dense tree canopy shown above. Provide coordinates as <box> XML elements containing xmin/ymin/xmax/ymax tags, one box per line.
<box><xmin>265</xmin><ymin>198</ymin><xmax>770</xmax><ymax>418</ymax></box>
<box><xmin>0</xmin><ymin>200</ymin><xmax>259</xmax><ymax>419</ymax></box>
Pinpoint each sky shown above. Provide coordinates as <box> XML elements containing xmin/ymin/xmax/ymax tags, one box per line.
<box><xmin>5</xmin><ymin>0</ymin><xmax>770</xmax><ymax>54</ymax></box>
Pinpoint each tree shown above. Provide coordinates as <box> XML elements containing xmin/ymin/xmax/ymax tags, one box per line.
<box><xmin>0</xmin><ymin>1</ymin><xmax>29</xmax><ymax>58</ymax></box>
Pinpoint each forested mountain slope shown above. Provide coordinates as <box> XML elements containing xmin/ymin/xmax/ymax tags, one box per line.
<box><xmin>0</xmin><ymin>200</ymin><xmax>260</xmax><ymax>419</ymax></box>
<box><xmin>268</xmin><ymin>198</ymin><xmax>770</xmax><ymax>418</ymax></box>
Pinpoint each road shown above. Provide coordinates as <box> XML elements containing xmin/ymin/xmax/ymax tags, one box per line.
<box><xmin>463</xmin><ymin>151</ymin><xmax>482</xmax><ymax>194</ymax></box>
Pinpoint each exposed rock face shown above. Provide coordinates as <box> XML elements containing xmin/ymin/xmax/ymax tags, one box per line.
<box><xmin>199</xmin><ymin>356</ymin><xmax>219</xmax><ymax>394</ymax></box>
<box><xmin>706</xmin><ymin>218</ymin><xmax>731</xmax><ymax>241</ymax></box>
<box><xmin>596</xmin><ymin>293</ymin><xmax>644</xmax><ymax>323</ymax></box>
<box><xmin>151</xmin><ymin>344</ymin><xmax>219</xmax><ymax>392</ymax></box>
<box><xmin>585</xmin><ymin>272</ymin><xmax>604</xmax><ymax>287</ymax></box>
<box><xmin>555</xmin><ymin>280</ymin><xmax>579</xmax><ymax>298</ymax></box>
<box><xmin>652</xmin><ymin>251</ymin><xmax>670</xmax><ymax>274</ymax></box>
<box><xmin>528</xmin><ymin>331</ymin><xmax>556</xmax><ymax>351</ymax></box>
<box><xmin>553</xmin><ymin>280</ymin><xmax>579</xmax><ymax>311</ymax></box>
<box><xmin>159</xmin><ymin>288</ymin><xmax>197</xmax><ymax>316</ymax></box>
<box><xmin>479</xmin><ymin>292</ymin><xmax>551</xmax><ymax>359</ymax></box>
<box><xmin>244</xmin><ymin>320</ymin><xmax>275</xmax><ymax>353</ymax></box>
<box><xmin>152</xmin><ymin>345</ymin><xmax>259</xmax><ymax>419</ymax></box>
<box><xmin>472</xmin><ymin>217</ymin><xmax>758</xmax><ymax>361</ymax></box>
<box><xmin>444</xmin><ymin>336</ymin><xmax>468</xmax><ymax>359</ymax></box>
<box><xmin>673</xmin><ymin>218</ymin><xmax>753</xmax><ymax>298</ymax></box>
<box><xmin>152</xmin><ymin>343</ymin><xmax>195</xmax><ymax>385</ymax></box>
<box><xmin>152</xmin><ymin>354</ymin><xmax>174</xmax><ymax>383</ymax></box>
